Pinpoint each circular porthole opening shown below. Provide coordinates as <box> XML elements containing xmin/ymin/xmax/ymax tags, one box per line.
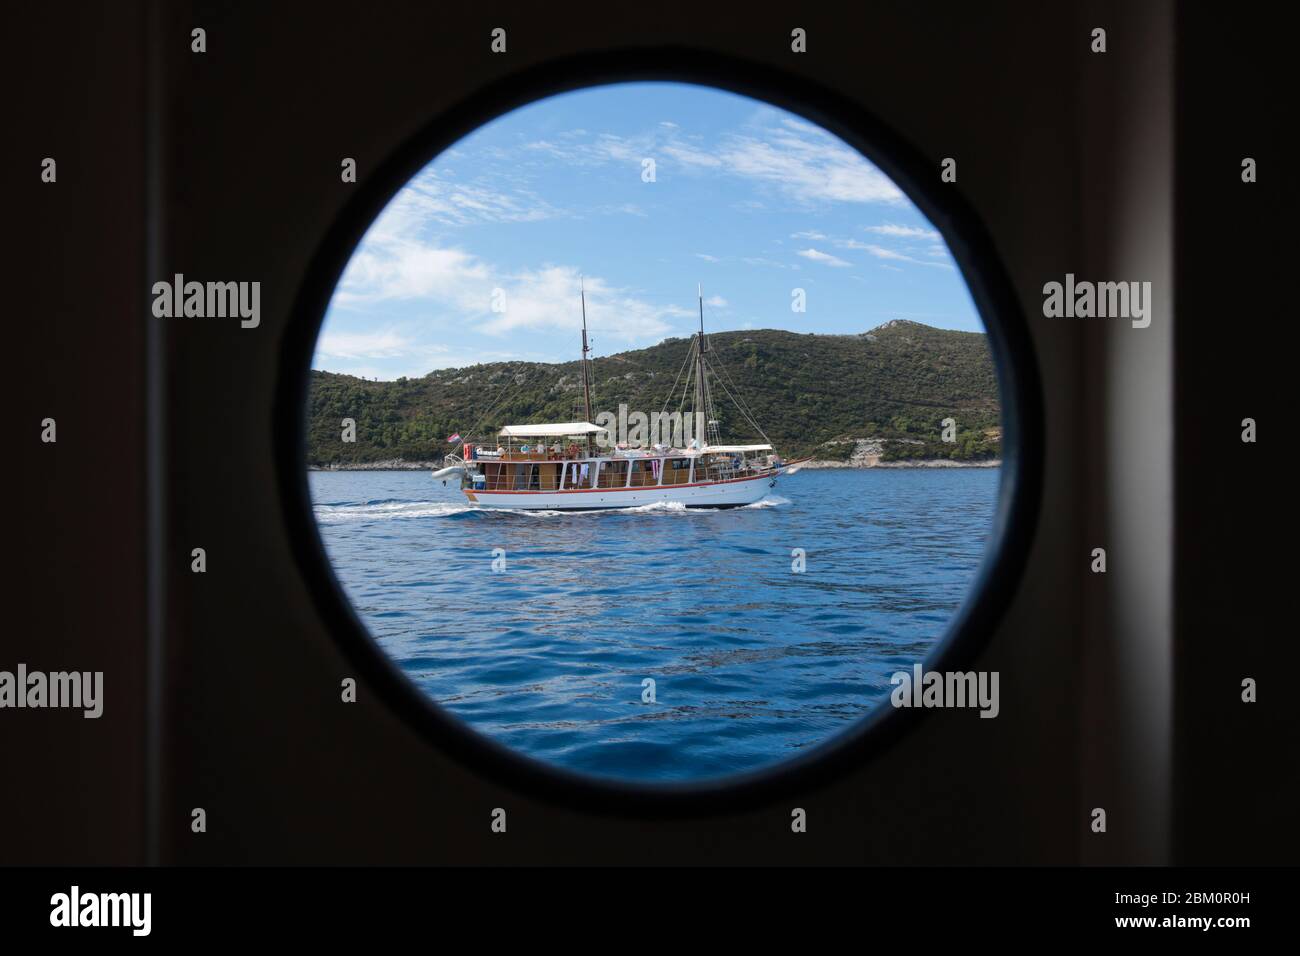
<box><xmin>287</xmin><ymin>65</ymin><xmax>1040</xmax><ymax>803</ymax></box>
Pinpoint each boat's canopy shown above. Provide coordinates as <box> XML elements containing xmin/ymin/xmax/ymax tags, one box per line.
<box><xmin>499</xmin><ymin>421</ymin><xmax>608</xmax><ymax>437</ymax></box>
<box><xmin>702</xmin><ymin>444</ymin><xmax>773</xmax><ymax>453</ymax></box>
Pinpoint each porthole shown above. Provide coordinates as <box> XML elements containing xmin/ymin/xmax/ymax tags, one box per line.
<box><xmin>278</xmin><ymin>51</ymin><xmax>1042</xmax><ymax>813</ymax></box>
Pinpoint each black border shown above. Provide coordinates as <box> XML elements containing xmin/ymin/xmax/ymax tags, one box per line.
<box><xmin>275</xmin><ymin>47</ymin><xmax>1044</xmax><ymax>817</ymax></box>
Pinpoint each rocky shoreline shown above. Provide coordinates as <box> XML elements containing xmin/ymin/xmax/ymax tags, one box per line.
<box><xmin>798</xmin><ymin>458</ymin><xmax>1001</xmax><ymax>469</ymax></box>
<box><xmin>310</xmin><ymin>459</ymin><xmax>441</xmax><ymax>471</ymax></box>
<box><xmin>797</xmin><ymin>437</ymin><xmax>999</xmax><ymax>470</ymax></box>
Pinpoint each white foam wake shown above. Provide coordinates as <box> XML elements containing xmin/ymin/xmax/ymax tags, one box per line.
<box><xmin>623</xmin><ymin>500</ymin><xmax>690</xmax><ymax>514</ymax></box>
<box><xmin>313</xmin><ymin>501</ymin><xmax>472</xmax><ymax>523</ymax></box>
<box><xmin>743</xmin><ymin>494</ymin><xmax>791</xmax><ymax>509</ymax></box>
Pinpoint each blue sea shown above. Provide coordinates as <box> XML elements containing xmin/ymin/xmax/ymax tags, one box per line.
<box><xmin>310</xmin><ymin>467</ymin><xmax>999</xmax><ymax>782</ymax></box>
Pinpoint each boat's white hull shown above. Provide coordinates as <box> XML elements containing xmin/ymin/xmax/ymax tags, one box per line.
<box><xmin>464</xmin><ymin>472</ymin><xmax>777</xmax><ymax>510</ymax></box>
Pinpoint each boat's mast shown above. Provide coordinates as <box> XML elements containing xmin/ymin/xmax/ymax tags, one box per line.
<box><xmin>580</xmin><ymin>277</ymin><xmax>594</xmax><ymax>456</ymax></box>
<box><xmin>695</xmin><ymin>283</ymin><xmax>707</xmax><ymax>447</ymax></box>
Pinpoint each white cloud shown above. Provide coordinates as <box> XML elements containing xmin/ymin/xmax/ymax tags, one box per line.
<box><xmin>715</xmin><ymin>130</ymin><xmax>902</xmax><ymax>204</ymax></box>
<box><xmin>314</xmin><ymin>330</ymin><xmax>466</xmax><ymax>379</ymax></box>
<box><xmin>661</xmin><ymin>142</ymin><xmax>724</xmax><ymax>168</ymax></box>
<box><xmin>797</xmin><ymin>247</ymin><xmax>851</xmax><ymax>267</ymax></box>
<box><xmin>527</xmin><ymin>132</ymin><xmax>644</xmax><ymax>166</ymax></box>
<box><xmin>863</xmin><ymin>244</ymin><xmax>952</xmax><ymax>269</ymax></box>
<box><xmin>336</xmin><ymin>245</ymin><xmax>684</xmax><ymax>345</ymax></box>
<box><xmin>864</xmin><ymin>223</ymin><xmax>942</xmax><ymax>241</ymax></box>
<box><xmin>695</xmin><ymin>253</ymin><xmax>720</xmax><ymax>262</ymax></box>
<box><xmin>334</xmin><ymin>241</ymin><xmax>490</xmax><ymax>307</ymax></box>
<box><xmin>595</xmin><ymin>202</ymin><xmax>647</xmax><ymax>217</ymax></box>
<box><xmin>329</xmin><ymin>178</ymin><xmax>686</xmax><ymax>347</ymax></box>
<box><xmin>520</xmin><ymin>114</ymin><xmax>903</xmax><ymax>207</ymax></box>
<box><xmin>704</xmin><ymin>295</ymin><xmax>727</xmax><ymax>307</ymax></box>
<box><xmin>792</xmin><ymin>229</ymin><xmax>950</xmax><ymax>260</ymax></box>
<box><xmin>375</xmin><ymin>167</ymin><xmax>563</xmax><ymax>229</ymax></box>
<box><xmin>479</xmin><ymin>266</ymin><xmax>686</xmax><ymax>343</ymax></box>
<box><xmin>316</xmin><ymin>329</ymin><xmax>419</xmax><ymax>360</ymax></box>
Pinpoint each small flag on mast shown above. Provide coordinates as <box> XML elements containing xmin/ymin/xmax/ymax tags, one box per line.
<box><xmin>446</xmin><ymin>432</ymin><xmax>461</xmax><ymax>443</ymax></box>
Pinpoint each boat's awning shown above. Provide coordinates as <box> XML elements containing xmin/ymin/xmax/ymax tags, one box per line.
<box><xmin>499</xmin><ymin>421</ymin><xmax>608</xmax><ymax>437</ymax></box>
<box><xmin>702</xmin><ymin>444</ymin><xmax>773</xmax><ymax>453</ymax></box>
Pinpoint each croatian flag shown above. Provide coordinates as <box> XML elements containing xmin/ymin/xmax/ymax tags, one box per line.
<box><xmin>446</xmin><ymin>432</ymin><xmax>461</xmax><ymax>444</ymax></box>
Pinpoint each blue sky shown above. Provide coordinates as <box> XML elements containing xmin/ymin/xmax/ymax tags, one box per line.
<box><xmin>315</xmin><ymin>82</ymin><xmax>982</xmax><ymax>380</ymax></box>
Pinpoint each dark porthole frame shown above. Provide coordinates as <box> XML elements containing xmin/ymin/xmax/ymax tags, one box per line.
<box><xmin>276</xmin><ymin>48</ymin><xmax>1044</xmax><ymax>817</ymax></box>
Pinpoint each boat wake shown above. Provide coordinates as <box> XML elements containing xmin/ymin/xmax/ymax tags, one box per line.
<box><xmin>313</xmin><ymin>500</ymin><xmax>474</xmax><ymax>523</ymax></box>
<box><xmin>507</xmin><ymin>495</ymin><xmax>791</xmax><ymax>516</ymax></box>
<box><xmin>623</xmin><ymin>500</ymin><xmax>690</xmax><ymax>514</ymax></box>
<box><xmin>313</xmin><ymin>493</ymin><xmax>791</xmax><ymax>524</ymax></box>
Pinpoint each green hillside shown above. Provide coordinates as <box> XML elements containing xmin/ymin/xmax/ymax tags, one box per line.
<box><xmin>306</xmin><ymin>319</ymin><xmax>1001</xmax><ymax>466</ymax></box>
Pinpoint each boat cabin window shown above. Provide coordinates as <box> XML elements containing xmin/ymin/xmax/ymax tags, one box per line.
<box><xmin>663</xmin><ymin>457</ymin><xmax>691</xmax><ymax>484</ymax></box>
<box><xmin>696</xmin><ymin>455</ymin><xmax>728</xmax><ymax>483</ymax></box>
<box><xmin>597</xmin><ymin>460</ymin><xmax>629</xmax><ymax>488</ymax></box>
<box><xmin>628</xmin><ymin>459</ymin><xmax>661</xmax><ymax>487</ymax></box>
<box><xmin>502</xmin><ymin>462</ymin><xmax>559</xmax><ymax>490</ymax></box>
<box><xmin>537</xmin><ymin>463</ymin><xmax>561</xmax><ymax>490</ymax></box>
<box><xmin>562</xmin><ymin>460</ymin><xmax>594</xmax><ymax>489</ymax></box>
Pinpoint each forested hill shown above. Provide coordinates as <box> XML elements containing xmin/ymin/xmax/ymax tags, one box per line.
<box><xmin>306</xmin><ymin>319</ymin><xmax>1001</xmax><ymax>466</ymax></box>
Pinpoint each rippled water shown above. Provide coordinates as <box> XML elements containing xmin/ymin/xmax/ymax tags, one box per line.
<box><xmin>311</xmin><ymin>467</ymin><xmax>999</xmax><ymax>782</ymax></box>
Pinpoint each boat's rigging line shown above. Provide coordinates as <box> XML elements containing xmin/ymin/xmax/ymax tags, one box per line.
<box><xmin>668</xmin><ymin>337</ymin><xmax>702</xmax><ymax>423</ymax></box>
<box><xmin>672</xmin><ymin>336</ymin><xmax>721</xmax><ymax>445</ymax></box>
<box><xmin>655</xmin><ymin>296</ymin><xmax>769</xmax><ymax>448</ymax></box>
<box><xmin>448</xmin><ymin>363</ymin><xmax>546</xmax><ymax>459</ymax></box>
<box><xmin>703</xmin><ymin>351</ymin><xmax>722</xmax><ymax>446</ymax></box>
<box><xmin>578</xmin><ymin>276</ymin><xmax>596</xmax><ymax>432</ymax></box>
<box><xmin>658</xmin><ymin>337</ymin><xmax>694</xmax><ymax>423</ymax></box>
<box><xmin>704</xmin><ymin>346</ymin><xmax>772</xmax><ymax>446</ymax></box>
